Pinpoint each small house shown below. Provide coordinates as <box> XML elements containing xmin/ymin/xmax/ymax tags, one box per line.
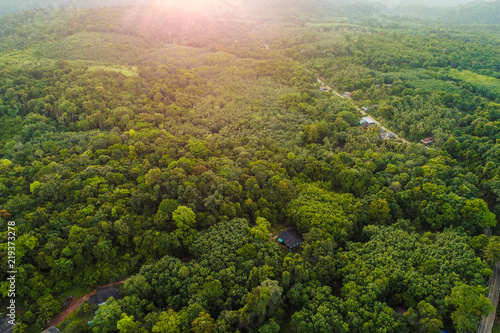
<box><xmin>421</xmin><ymin>137</ymin><xmax>435</xmax><ymax>145</ymax></box>
<box><xmin>360</xmin><ymin>116</ymin><xmax>376</xmax><ymax>126</ymax></box>
<box><xmin>278</xmin><ymin>229</ymin><xmax>304</xmax><ymax>251</ymax></box>
<box><xmin>394</xmin><ymin>307</ymin><xmax>407</xmax><ymax>315</ymax></box>
<box><xmin>88</xmin><ymin>286</ymin><xmax>123</xmax><ymax>306</ymax></box>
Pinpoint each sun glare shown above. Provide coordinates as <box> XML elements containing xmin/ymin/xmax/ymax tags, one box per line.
<box><xmin>151</xmin><ymin>0</ymin><xmax>231</xmax><ymax>14</ymax></box>
<box><xmin>121</xmin><ymin>0</ymin><xmax>241</xmax><ymax>32</ymax></box>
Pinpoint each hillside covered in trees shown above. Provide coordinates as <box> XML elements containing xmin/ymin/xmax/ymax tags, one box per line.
<box><xmin>397</xmin><ymin>0</ymin><xmax>500</xmax><ymax>25</ymax></box>
<box><xmin>0</xmin><ymin>1</ymin><xmax>500</xmax><ymax>333</ymax></box>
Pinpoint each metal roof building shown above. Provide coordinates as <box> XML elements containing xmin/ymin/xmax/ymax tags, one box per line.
<box><xmin>360</xmin><ymin>116</ymin><xmax>376</xmax><ymax>125</ymax></box>
<box><xmin>278</xmin><ymin>229</ymin><xmax>304</xmax><ymax>251</ymax></box>
<box><xmin>88</xmin><ymin>286</ymin><xmax>123</xmax><ymax>306</ymax></box>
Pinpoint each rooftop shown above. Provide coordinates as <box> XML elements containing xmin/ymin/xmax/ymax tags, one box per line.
<box><xmin>88</xmin><ymin>286</ymin><xmax>123</xmax><ymax>306</ymax></box>
<box><xmin>421</xmin><ymin>137</ymin><xmax>435</xmax><ymax>144</ymax></box>
<box><xmin>360</xmin><ymin>116</ymin><xmax>376</xmax><ymax>125</ymax></box>
<box><xmin>278</xmin><ymin>229</ymin><xmax>304</xmax><ymax>250</ymax></box>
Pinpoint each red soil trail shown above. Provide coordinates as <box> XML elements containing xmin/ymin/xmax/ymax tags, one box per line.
<box><xmin>48</xmin><ymin>279</ymin><xmax>127</xmax><ymax>328</ymax></box>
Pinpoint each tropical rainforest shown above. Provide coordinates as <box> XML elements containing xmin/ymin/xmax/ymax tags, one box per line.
<box><xmin>0</xmin><ymin>0</ymin><xmax>499</xmax><ymax>332</ymax></box>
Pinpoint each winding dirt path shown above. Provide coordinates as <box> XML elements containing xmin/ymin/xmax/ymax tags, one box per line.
<box><xmin>357</xmin><ymin>108</ymin><xmax>410</xmax><ymax>144</ymax></box>
<box><xmin>317</xmin><ymin>76</ymin><xmax>411</xmax><ymax>145</ymax></box>
<box><xmin>48</xmin><ymin>279</ymin><xmax>127</xmax><ymax>328</ymax></box>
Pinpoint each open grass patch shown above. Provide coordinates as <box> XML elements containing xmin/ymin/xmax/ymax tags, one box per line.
<box><xmin>449</xmin><ymin>68</ymin><xmax>500</xmax><ymax>100</ymax></box>
<box><xmin>87</xmin><ymin>65</ymin><xmax>138</xmax><ymax>77</ymax></box>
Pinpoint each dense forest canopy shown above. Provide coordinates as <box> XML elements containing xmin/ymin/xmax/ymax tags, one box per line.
<box><xmin>0</xmin><ymin>1</ymin><xmax>500</xmax><ymax>333</ymax></box>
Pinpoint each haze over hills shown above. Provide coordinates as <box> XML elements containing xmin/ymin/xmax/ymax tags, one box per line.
<box><xmin>395</xmin><ymin>0</ymin><xmax>500</xmax><ymax>25</ymax></box>
<box><xmin>376</xmin><ymin>0</ymin><xmax>494</xmax><ymax>7</ymax></box>
<box><xmin>1</xmin><ymin>0</ymin><xmax>499</xmax><ymax>25</ymax></box>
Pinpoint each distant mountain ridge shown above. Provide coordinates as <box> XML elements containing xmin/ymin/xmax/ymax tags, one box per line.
<box><xmin>396</xmin><ymin>0</ymin><xmax>500</xmax><ymax>25</ymax></box>
<box><xmin>0</xmin><ymin>0</ymin><xmax>498</xmax><ymax>25</ymax></box>
<box><xmin>0</xmin><ymin>0</ymin><xmax>149</xmax><ymax>17</ymax></box>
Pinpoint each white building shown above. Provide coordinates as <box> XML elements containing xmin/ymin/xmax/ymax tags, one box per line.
<box><xmin>360</xmin><ymin>116</ymin><xmax>376</xmax><ymax>125</ymax></box>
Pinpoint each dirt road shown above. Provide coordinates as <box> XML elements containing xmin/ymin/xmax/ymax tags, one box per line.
<box><xmin>48</xmin><ymin>279</ymin><xmax>127</xmax><ymax>328</ymax></box>
<box><xmin>357</xmin><ymin>108</ymin><xmax>411</xmax><ymax>144</ymax></box>
<box><xmin>316</xmin><ymin>77</ymin><xmax>411</xmax><ymax>145</ymax></box>
<box><xmin>478</xmin><ymin>263</ymin><xmax>500</xmax><ymax>333</ymax></box>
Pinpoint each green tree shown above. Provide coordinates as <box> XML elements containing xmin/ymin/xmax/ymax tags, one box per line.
<box><xmin>404</xmin><ymin>301</ymin><xmax>443</xmax><ymax>333</ymax></box>
<box><xmin>460</xmin><ymin>199</ymin><xmax>496</xmax><ymax>230</ymax></box>
<box><xmin>145</xmin><ymin>168</ymin><xmax>162</xmax><ymax>186</ymax></box>
<box><xmin>446</xmin><ymin>284</ymin><xmax>493</xmax><ymax>333</ymax></box>
<box><xmin>124</xmin><ymin>274</ymin><xmax>153</xmax><ymax>299</ymax></box>
<box><xmin>172</xmin><ymin>206</ymin><xmax>196</xmax><ymax>230</ymax></box>
<box><xmin>191</xmin><ymin>312</ymin><xmax>217</xmax><ymax>333</ymax></box>
<box><xmin>117</xmin><ymin>313</ymin><xmax>140</xmax><ymax>333</ymax></box>
<box><xmin>250</xmin><ymin>217</ymin><xmax>271</xmax><ymax>240</ymax></box>
<box><xmin>259</xmin><ymin>319</ymin><xmax>280</xmax><ymax>333</ymax></box>
<box><xmin>92</xmin><ymin>298</ymin><xmax>122</xmax><ymax>333</ymax></box>
<box><xmin>30</xmin><ymin>181</ymin><xmax>41</xmax><ymax>194</ymax></box>
<box><xmin>368</xmin><ymin>198</ymin><xmax>391</xmax><ymax>224</ymax></box>
<box><xmin>152</xmin><ymin>310</ymin><xmax>181</xmax><ymax>333</ymax></box>
<box><xmin>337</xmin><ymin>111</ymin><xmax>358</xmax><ymax>126</ymax></box>
<box><xmin>172</xmin><ymin>206</ymin><xmax>197</xmax><ymax>245</ymax></box>
<box><xmin>469</xmin><ymin>234</ymin><xmax>489</xmax><ymax>253</ymax></box>
<box><xmin>484</xmin><ymin>237</ymin><xmax>500</xmax><ymax>265</ymax></box>
<box><xmin>36</xmin><ymin>295</ymin><xmax>61</xmax><ymax>326</ymax></box>
<box><xmin>241</xmin><ymin>279</ymin><xmax>283</xmax><ymax>328</ymax></box>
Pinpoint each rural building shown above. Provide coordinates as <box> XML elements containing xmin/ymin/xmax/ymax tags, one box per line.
<box><xmin>88</xmin><ymin>286</ymin><xmax>123</xmax><ymax>306</ymax></box>
<box><xmin>360</xmin><ymin>116</ymin><xmax>376</xmax><ymax>126</ymax></box>
<box><xmin>343</xmin><ymin>92</ymin><xmax>352</xmax><ymax>98</ymax></box>
<box><xmin>319</xmin><ymin>86</ymin><xmax>330</xmax><ymax>91</ymax></box>
<box><xmin>378</xmin><ymin>132</ymin><xmax>394</xmax><ymax>140</ymax></box>
<box><xmin>278</xmin><ymin>229</ymin><xmax>304</xmax><ymax>251</ymax></box>
<box><xmin>41</xmin><ymin>327</ymin><xmax>60</xmax><ymax>333</ymax></box>
<box><xmin>393</xmin><ymin>307</ymin><xmax>407</xmax><ymax>314</ymax></box>
<box><xmin>421</xmin><ymin>137</ymin><xmax>435</xmax><ymax>145</ymax></box>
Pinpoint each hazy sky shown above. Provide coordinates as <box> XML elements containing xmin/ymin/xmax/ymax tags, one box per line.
<box><xmin>369</xmin><ymin>0</ymin><xmax>494</xmax><ymax>7</ymax></box>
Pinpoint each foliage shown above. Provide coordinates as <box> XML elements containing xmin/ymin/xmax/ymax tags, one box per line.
<box><xmin>0</xmin><ymin>2</ymin><xmax>499</xmax><ymax>332</ymax></box>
